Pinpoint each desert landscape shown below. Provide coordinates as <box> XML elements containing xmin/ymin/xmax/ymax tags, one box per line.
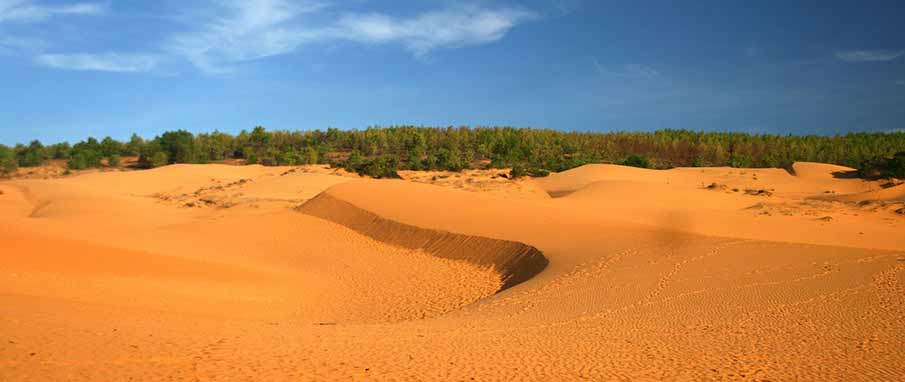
<box><xmin>2</xmin><ymin>1</ymin><xmax>905</xmax><ymax>380</ymax></box>
<box><xmin>1</xmin><ymin>161</ymin><xmax>903</xmax><ymax>381</ymax></box>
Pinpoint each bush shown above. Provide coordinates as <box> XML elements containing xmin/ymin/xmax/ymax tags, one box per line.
<box><xmin>17</xmin><ymin>140</ymin><xmax>47</xmax><ymax>167</ymax></box>
<box><xmin>509</xmin><ymin>163</ymin><xmax>527</xmax><ymax>178</ymax></box>
<box><xmin>729</xmin><ymin>153</ymin><xmax>753</xmax><ymax>168</ymax></box>
<box><xmin>108</xmin><ymin>154</ymin><xmax>121</xmax><ymax>167</ymax></box>
<box><xmin>159</xmin><ymin>130</ymin><xmax>196</xmax><ymax>164</ymax></box>
<box><xmin>245</xmin><ymin>150</ymin><xmax>258</xmax><ymax>165</ymax></box>
<box><xmin>346</xmin><ymin>155</ymin><xmax>399</xmax><ymax>178</ymax></box>
<box><xmin>0</xmin><ymin>144</ymin><xmax>17</xmax><ymax>174</ymax></box>
<box><xmin>67</xmin><ymin>148</ymin><xmax>102</xmax><ymax>170</ymax></box>
<box><xmin>150</xmin><ymin>152</ymin><xmax>169</xmax><ymax>168</ymax></box>
<box><xmin>67</xmin><ymin>153</ymin><xmax>88</xmax><ymax>170</ymax></box>
<box><xmin>510</xmin><ymin>164</ymin><xmax>550</xmax><ymax>178</ymax></box>
<box><xmin>48</xmin><ymin>142</ymin><xmax>71</xmax><ymax>159</ymax></box>
<box><xmin>100</xmin><ymin>137</ymin><xmax>124</xmax><ymax>157</ymax></box>
<box><xmin>859</xmin><ymin>152</ymin><xmax>905</xmax><ymax>179</ymax></box>
<box><xmin>528</xmin><ymin>167</ymin><xmax>551</xmax><ymax>177</ymax></box>
<box><xmin>305</xmin><ymin>146</ymin><xmax>319</xmax><ymax>165</ymax></box>
<box><xmin>277</xmin><ymin>151</ymin><xmax>297</xmax><ymax>166</ymax></box>
<box><xmin>621</xmin><ymin>154</ymin><xmax>651</xmax><ymax>169</ymax></box>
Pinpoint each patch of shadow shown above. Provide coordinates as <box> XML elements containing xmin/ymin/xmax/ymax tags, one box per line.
<box><xmin>745</xmin><ymin>202</ymin><xmax>768</xmax><ymax>210</ymax></box>
<box><xmin>546</xmin><ymin>190</ymin><xmax>575</xmax><ymax>198</ymax></box>
<box><xmin>298</xmin><ymin>193</ymin><xmax>549</xmax><ymax>292</ymax></box>
<box><xmin>831</xmin><ymin>170</ymin><xmax>860</xmax><ymax>179</ymax></box>
<box><xmin>781</xmin><ymin>164</ymin><xmax>796</xmax><ymax>176</ymax></box>
<box><xmin>28</xmin><ymin>200</ymin><xmax>52</xmax><ymax>218</ymax></box>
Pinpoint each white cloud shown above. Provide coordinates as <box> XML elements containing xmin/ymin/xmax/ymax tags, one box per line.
<box><xmin>835</xmin><ymin>50</ymin><xmax>904</xmax><ymax>62</ymax></box>
<box><xmin>34</xmin><ymin>53</ymin><xmax>159</xmax><ymax>72</ymax></box>
<box><xmin>335</xmin><ymin>6</ymin><xmax>536</xmax><ymax>56</ymax></box>
<box><xmin>7</xmin><ymin>1</ymin><xmax>536</xmax><ymax>74</ymax></box>
<box><xmin>166</xmin><ymin>1</ymin><xmax>536</xmax><ymax>74</ymax></box>
<box><xmin>0</xmin><ymin>0</ymin><xmax>107</xmax><ymax>23</ymax></box>
<box><xmin>165</xmin><ymin>0</ymin><xmax>332</xmax><ymax>74</ymax></box>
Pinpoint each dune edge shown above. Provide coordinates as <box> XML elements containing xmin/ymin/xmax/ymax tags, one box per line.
<box><xmin>297</xmin><ymin>192</ymin><xmax>549</xmax><ymax>291</ymax></box>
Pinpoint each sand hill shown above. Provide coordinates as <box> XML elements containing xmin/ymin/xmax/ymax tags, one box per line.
<box><xmin>1</xmin><ymin>163</ymin><xmax>903</xmax><ymax>380</ymax></box>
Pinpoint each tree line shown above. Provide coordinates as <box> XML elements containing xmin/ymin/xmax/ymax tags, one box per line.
<box><xmin>2</xmin><ymin>126</ymin><xmax>904</xmax><ymax>179</ymax></box>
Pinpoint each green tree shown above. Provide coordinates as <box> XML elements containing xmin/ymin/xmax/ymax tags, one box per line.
<box><xmin>18</xmin><ymin>140</ymin><xmax>47</xmax><ymax>167</ymax></box>
<box><xmin>346</xmin><ymin>150</ymin><xmax>363</xmax><ymax>169</ymax></box>
<box><xmin>108</xmin><ymin>154</ymin><xmax>121</xmax><ymax>167</ymax></box>
<box><xmin>123</xmin><ymin>133</ymin><xmax>145</xmax><ymax>156</ymax></box>
<box><xmin>158</xmin><ymin>130</ymin><xmax>196</xmax><ymax>164</ymax></box>
<box><xmin>150</xmin><ymin>152</ymin><xmax>169</xmax><ymax>168</ymax></box>
<box><xmin>305</xmin><ymin>146</ymin><xmax>319</xmax><ymax>165</ymax></box>
<box><xmin>100</xmin><ymin>137</ymin><xmax>123</xmax><ymax>157</ymax></box>
<box><xmin>0</xmin><ymin>144</ymin><xmax>17</xmax><ymax>174</ymax></box>
<box><xmin>729</xmin><ymin>153</ymin><xmax>753</xmax><ymax>168</ymax></box>
<box><xmin>621</xmin><ymin>154</ymin><xmax>651</xmax><ymax>169</ymax></box>
<box><xmin>48</xmin><ymin>142</ymin><xmax>71</xmax><ymax>159</ymax></box>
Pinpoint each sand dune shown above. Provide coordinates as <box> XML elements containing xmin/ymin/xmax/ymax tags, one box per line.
<box><xmin>299</xmin><ymin>192</ymin><xmax>547</xmax><ymax>290</ymax></box>
<box><xmin>2</xmin><ymin>163</ymin><xmax>904</xmax><ymax>380</ymax></box>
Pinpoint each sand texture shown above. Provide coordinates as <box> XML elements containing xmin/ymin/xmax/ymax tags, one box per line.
<box><xmin>2</xmin><ymin>163</ymin><xmax>904</xmax><ymax>381</ymax></box>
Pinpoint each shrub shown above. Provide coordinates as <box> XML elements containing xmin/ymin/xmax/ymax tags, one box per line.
<box><xmin>100</xmin><ymin>137</ymin><xmax>124</xmax><ymax>157</ymax></box>
<box><xmin>150</xmin><ymin>152</ymin><xmax>169</xmax><ymax>168</ymax></box>
<box><xmin>108</xmin><ymin>154</ymin><xmax>121</xmax><ymax>167</ymax></box>
<box><xmin>277</xmin><ymin>151</ymin><xmax>297</xmax><ymax>166</ymax></box>
<box><xmin>528</xmin><ymin>167</ymin><xmax>551</xmax><ymax>177</ymax></box>
<box><xmin>346</xmin><ymin>155</ymin><xmax>399</xmax><ymax>178</ymax></box>
<box><xmin>0</xmin><ymin>144</ymin><xmax>17</xmax><ymax>174</ymax></box>
<box><xmin>729</xmin><ymin>153</ymin><xmax>753</xmax><ymax>168</ymax></box>
<box><xmin>67</xmin><ymin>153</ymin><xmax>88</xmax><ymax>170</ymax></box>
<box><xmin>123</xmin><ymin>133</ymin><xmax>144</xmax><ymax>156</ymax></box>
<box><xmin>48</xmin><ymin>142</ymin><xmax>71</xmax><ymax>159</ymax></box>
<box><xmin>621</xmin><ymin>154</ymin><xmax>651</xmax><ymax>169</ymax></box>
<box><xmin>245</xmin><ymin>150</ymin><xmax>258</xmax><ymax>165</ymax></box>
<box><xmin>159</xmin><ymin>130</ymin><xmax>196</xmax><ymax>164</ymax></box>
<box><xmin>305</xmin><ymin>146</ymin><xmax>319</xmax><ymax>165</ymax></box>
<box><xmin>17</xmin><ymin>140</ymin><xmax>47</xmax><ymax>167</ymax></box>
<box><xmin>859</xmin><ymin>152</ymin><xmax>905</xmax><ymax>179</ymax></box>
<box><xmin>67</xmin><ymin>148</ymin><xmax>102</xmax><ymax>170</ymax></box>
<box><xmin>509</xmin><ymin>163</ymin><xmax>527</xmax><ymax>178</ymax></box>
<box><xmin>509</xmin><ymin>164</ymin><xmax>550</xmax><ymax>178</ymax></box>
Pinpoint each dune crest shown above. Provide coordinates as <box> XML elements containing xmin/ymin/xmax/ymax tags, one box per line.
<box><xmin>298</xmin><ymin>191</ymin><xmax>549</xmax><ymax>291</ymax></box>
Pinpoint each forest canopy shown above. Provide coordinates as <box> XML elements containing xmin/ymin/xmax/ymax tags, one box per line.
<box><xmin>2</xmin><ymin>126</ymin><xmax>904</xmax><ymax>179</ymax></box>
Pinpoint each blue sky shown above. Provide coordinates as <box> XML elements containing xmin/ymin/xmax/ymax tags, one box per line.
<box><xmin>1</xmin><ymin>0</ymin><xmax>903</xmax><ymax>144</ymax></box>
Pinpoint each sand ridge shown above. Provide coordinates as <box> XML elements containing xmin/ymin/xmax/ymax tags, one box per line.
<box><xmin>2</xmin><ymin>162</ymin><xmax>904</xmax><ymax>380</ymax></box>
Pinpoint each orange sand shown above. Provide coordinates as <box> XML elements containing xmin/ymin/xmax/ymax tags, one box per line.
<box><xmin>1</xmin><ymin>162</ymin><xmax>903</xmax><ymax>381</ymax></box>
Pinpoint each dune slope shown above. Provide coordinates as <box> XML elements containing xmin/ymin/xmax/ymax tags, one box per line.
<box><xmin>299</xmin><ymin>191</ymin><xmax>548</xmax><ymax>290</ymax></box>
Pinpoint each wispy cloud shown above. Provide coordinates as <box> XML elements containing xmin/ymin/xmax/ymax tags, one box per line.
<box><xmin>0</xmin><ymin>0</ymin><xmax>107</xmax><ymax>23</ymax></box>
<box><xmin>897</xmin><ymin>80</ymin><xmax>905</xmax><ymax>86</ymax></box>
<box><xmin>6</xmin><ymin>1</ymin><xmax>537</xmax><ymax>74</ymax></box>
<box><xmin>34</xmin><ymin>53</ymin><xmax>159</xmax><ymax>72</ymax></box>
<box><xmin>335</xmin><ymin>6</ymin><xmax>536</xmax><ymax>56</ymax></box>
<box><xmin>550</xmin><ymin>0</ymin><xmax>583</xmax><ymax>15</ymax></box>
<box><xmin>835</xmin><ymin>49</ymin><xmax>904</xmax><ymax>62</ymax></box>
<box><xmin>595</xmin><ymin>60</ymin><xmax>662</xmax><ymax>80</ymax></box>
<box><xmin>0</xmin><ymin>34</ymin><xmax>44</xmax><ymax>54</ymax></box>
<box><xmin>167</xmin><ymin>0</ymin><xmax>537</xmax><ymax>74</ymax></box>
<box><xmin>166</xmin><ymin>0</ymin><xmax>327</xmax><ymax>74</ymax></box>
